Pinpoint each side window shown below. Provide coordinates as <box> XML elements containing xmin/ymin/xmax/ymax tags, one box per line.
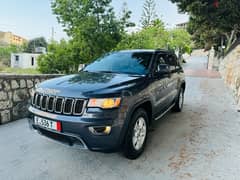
<box><xmin>165</xmin><ymin>54</ymin><xmax>178</xmax><ymax>70</ymax></box>
<box><xmin>154</xmin><ymin>54</ymin><xmax>169</xmax><ymax>73</ymax></box>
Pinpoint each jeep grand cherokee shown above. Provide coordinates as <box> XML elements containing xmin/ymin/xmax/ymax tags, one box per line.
<box><xmin>28</xmin><ymin>49</ymin><xmax>185</xmax><ymax>159</ymax></box>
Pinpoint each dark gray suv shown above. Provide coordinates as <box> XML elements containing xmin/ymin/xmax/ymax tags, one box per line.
<box><xmin>28</xmin><ymin>49</ymin><xmax>185</xmax><ymax>159</ymax></box>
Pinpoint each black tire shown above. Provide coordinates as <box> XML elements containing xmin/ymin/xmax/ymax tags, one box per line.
<box><xmin>172</xmin><ymin>87</ymin><xmax>184</xmax><ymax>112</ymax></box>
<box><xmin>123</xmin><ymin>108</ymin><xmax>149</xmax><ymax>160</ymax></box>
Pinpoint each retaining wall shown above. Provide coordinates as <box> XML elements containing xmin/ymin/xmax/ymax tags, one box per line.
<box><xmin>219</xmin><ymin>45</ymin><xmax>240</xmax><ymax>109</ymax></box>
<box><xmin>0</xmin><ymin>74</ymin><xmax>61</xmax><ymax>124</ymax></box>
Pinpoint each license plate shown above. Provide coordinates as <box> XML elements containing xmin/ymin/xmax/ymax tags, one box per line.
<box><xmin>34</xmin><ymin>116</ymin><xmax>61</xmax><ymax>131</ymax></box>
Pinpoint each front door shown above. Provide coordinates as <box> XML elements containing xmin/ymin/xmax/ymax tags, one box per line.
<box><xmin>152</xmin><ymin>53</ymin><xmax>172</xmax><ymax>116</ymax></box>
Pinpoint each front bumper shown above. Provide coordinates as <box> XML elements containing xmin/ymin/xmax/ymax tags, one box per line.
<box><xmin>28</xmin><ymin>106</ymin><xmax>126</xmax><ymax>152</ymax></box>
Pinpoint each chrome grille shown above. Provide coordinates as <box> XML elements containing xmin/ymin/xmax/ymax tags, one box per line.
<box><xmin>31</xmin><ymin>93</ymin><xmax>85</xmax><ymax>116</ymax></box>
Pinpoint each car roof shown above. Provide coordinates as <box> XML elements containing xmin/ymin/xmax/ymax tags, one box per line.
<box><xmin>118</xmin><ymin>49</ymin><xmax>173</xmax><ymax>54</ymax></box>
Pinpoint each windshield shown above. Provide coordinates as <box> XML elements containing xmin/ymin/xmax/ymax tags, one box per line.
<box><xmin>83</xmin><ymin>52</ymin><xmax>153</xmax><ymax>75</ymax></box>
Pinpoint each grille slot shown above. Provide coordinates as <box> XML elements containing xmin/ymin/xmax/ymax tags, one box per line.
<box><xmin>47</xmin><ymin>97</ymin><xmax>55</xmax><ymax>112</ymax></box>
<box><xmin>64</xmin><ymin>98</ymin><xmax>74</xmax><ymax>114</ymax></box>
<box><xmin>74</xmin><ymin>99</ymin><xmax>85</xmax><ymax>115</ymax></box>
<box><xmin>41</xmin><ymin>95</ymin><xmax>48</xmax><ymax>110</ymax></box>
<box><xmin>55</xmin><ymin>97</ymin><xmax>64</xmax><ymax>113</ymax></box>
<box><xmin>32</xmin><ymin>93</ymin><xmax>85</xmax><ymax>116</ymax></box>
<box><xmin>36</xmin><ymin>94</ymin><xmax>41</xmax><ymax>107</ymax></box>
<box><xmin>32</xmin><ymin>93</ymin><xmax>37</xmax><ymax>105</ymax></box>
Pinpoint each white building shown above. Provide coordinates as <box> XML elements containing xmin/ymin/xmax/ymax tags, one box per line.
<box><xmin>11</xmin><ymin>53</ymin><xmax>41</xmax><ymax>69</ymax></box>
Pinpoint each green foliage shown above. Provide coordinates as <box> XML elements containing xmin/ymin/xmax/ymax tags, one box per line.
<box><xmin>51</xmin><ymin>0</ymin><xmax>132</xmax><ymax>63</ymax></box>
<box><xmin>116</xmin><ymin>19</ymin><xmax>192</xmax><ymax>54</ymax></box>
<box><xmin>0</xmin><ymin>45</ymin><xmax>23</xmax><ymax>67</ymax></box>
<box><xmin>141</xmin><ymin>0</ymin><xmax>157</xmax><ymax>28</ymax></box>
<box><xmin>38</xmin><ymin>0</ymin><xmax>134</xmax><ymax>74</ymax></box>
<box><xmin>170</xmin><ymin>0</ymin><xmax>240</xmax><ymax>50</ymax></box>
<box><xmin>168</xmin><ymin>29</ymin><xmax>192</xmax><ymax>54</ymax></box>
<box><xmin>120</xmin><ymin>2</ymin><xmax>135</xmax><ymax>29</ymax></box>
<box><xmin>38</xmin><ymin>40</ymin><xmax>78</xmax><ymax>74</ymax></box>
<box><xmin>116</xmin><ymin>19</ymin><xmax>166</xmax><ymax>49</ymax></box>
<box><xmin>25</xmin><ymin>37</ymin><xmax>47</xmax><ymax>53</ymax></box>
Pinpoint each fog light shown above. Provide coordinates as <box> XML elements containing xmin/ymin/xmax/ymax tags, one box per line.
<box><xmin>89</xmin><ymin>126</ymin><xmax>111</xmax><ymax>135</ymax></box>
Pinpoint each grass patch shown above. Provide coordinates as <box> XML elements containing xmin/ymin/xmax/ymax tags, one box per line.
<box><xmin>0</xmin><ymin>67</ymin><xmax>41</xmax><ymax>74</ymax></box>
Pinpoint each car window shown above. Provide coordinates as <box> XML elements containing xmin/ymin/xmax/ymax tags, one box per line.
<box><xmin>165</xmin><ymin>54</ymin><xmax>178</xmax><ymax>70</ymax></box>
<box><xmin>154</xmin><ymin>53</ymin><xmax>169</xmax><ymax>73</ymax></box>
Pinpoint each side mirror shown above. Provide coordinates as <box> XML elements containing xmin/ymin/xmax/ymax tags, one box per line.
<box><xmin>159</xmin><ymin>64</ymin><xmax>170</xmax><ymax>74</ymax></box>
<box><xmin>154</xmin><ymin>64</ymin><xmax>170</xmax><ymax>77</ymax></box>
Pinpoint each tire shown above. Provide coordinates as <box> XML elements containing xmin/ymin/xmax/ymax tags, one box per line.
<box><xmin>172</xmin><ymin>87</ymin><xmax>184</xmax><ymax>112</ymax></box>
<box><xmin>123</xmin><ymin>108</ymin><xmax>149</xmax><ymax>160</ymax></box>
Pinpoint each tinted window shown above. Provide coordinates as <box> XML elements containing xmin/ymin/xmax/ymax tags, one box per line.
<box><xmin>165</xmin><ymin>54</ymin><xmax>178</xmax><ymax>67</ymax></box>
<box><xmin>154</xmin><ymin>54</ymin><xmax>169</xmax><ymax>73</ymax></box>
<box><xmin>84</xmin><ymin>52</ymin><xmax>153</xmax><ymax>75</ymax></box>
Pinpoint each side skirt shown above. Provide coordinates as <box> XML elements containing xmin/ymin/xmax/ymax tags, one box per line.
<box><xmin>154</xmin><ymin>103</ymin><xmax>175</xmax><ymax>121</ymax></box>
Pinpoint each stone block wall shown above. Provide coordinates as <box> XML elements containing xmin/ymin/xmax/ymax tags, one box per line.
<box><xmin>0</xmin><ymin>74</ymin><xmax>61</xmax><ymax>124</ymax></box>
<box><xmin>219</xmin><ymin>45</ymin><xmax>240</xmax><ymax>109</ymax></box>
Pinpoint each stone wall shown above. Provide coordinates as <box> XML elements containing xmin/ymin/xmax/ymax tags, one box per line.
<box><xmin>219</xmin><ymin>45</ymin><xmax>240</xmax><ymax>109</ymax></box>
<box><xmin>0</xmin><ymin>74</ymin><xmax>61</xmax><ymax>124</ymax></box>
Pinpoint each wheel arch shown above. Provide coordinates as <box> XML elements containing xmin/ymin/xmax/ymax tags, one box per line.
<box><xmin>119</xmin><ymin>99</ymin><xmax>153</xmax><ymax>147</ymax></box>
<box><xmin>129</xmin><ymin>99</ymin><xmax>153</xmax><ymax>126</ymax></box>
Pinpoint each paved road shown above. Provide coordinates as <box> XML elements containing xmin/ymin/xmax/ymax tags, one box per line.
<box><xmin>1</xmin><ymin>56</ymin><xmax>240</xmax><ymax>180</ymax></box>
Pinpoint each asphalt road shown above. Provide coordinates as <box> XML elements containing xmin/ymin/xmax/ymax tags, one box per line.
<box><xmin>0</xmin><ymin>56</ymin><xmax>240</xmax><ymax>180</ymax></box>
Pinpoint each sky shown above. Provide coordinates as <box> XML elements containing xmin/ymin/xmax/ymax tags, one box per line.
<box><xmin>0</xmin><ymin>0</ymin><xmax>188</xmax><ymax>41</ymax></box>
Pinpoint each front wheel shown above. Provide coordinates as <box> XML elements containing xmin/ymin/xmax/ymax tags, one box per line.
<box><xmin>172</xmin><ymin>87</ymin><xmax>184</xmax><ymax>112</ymax></box>
<box><xmin>123</xmin><ymin>108</ymin><xmax>148</xmax><ymax>159</ymax></box>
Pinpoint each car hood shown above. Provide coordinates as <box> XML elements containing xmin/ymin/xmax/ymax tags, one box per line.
<box><xmin>37</xmin><ymin>72</ymin><xmax>145</xmax><ymax>98</ymax></box>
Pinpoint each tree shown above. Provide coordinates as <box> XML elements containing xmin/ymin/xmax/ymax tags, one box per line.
<box><xmin>141</xmin><ymin>0</ymin><xmax>157</xmax><ymax>28</ymax></box>
<box><xmin>168</xmin><ymin>29</ymin><xmax>192</xmax><ymax>62</ymax></box>
<box><xmin>0</xmin><ymin>45</ymin><xmax>23</xmax><ymax>67</ymax></box>
<box><xmin>168</xmin><ymin>29</ymin><xmax>192</xmax><ymax>54</ymax></box>
<box><xmin>170</xmin><ymin>0</ymin><xmax>240</xmax><ymax>51</ymax></box>
<box><xmin>119</xmin><ymin>2</ymin><xmax>135</xmax><ymax>31</ymax></box>
<box><xmin>25</xmin><ymin>37</ymin><xmax>47</xmax><ymax>53</ymax></box>
<box><xmin>38</xmin><ymin>40</ymin><xmax>77</xmax><ymax>74</ymax></box>
<box><xmin>116</xmin><ymin>18</ymin><xmax>166</xmax><ymax>50</ymax></box>
<box><xmin>116</xmin><ymin>18</ymin><xmax>192</xmax><ymax>55</ymax></box>
<box><xmin>51</xmin><ymin>0</ymin><xmax>131</xmax><ymax>63</ymax></box>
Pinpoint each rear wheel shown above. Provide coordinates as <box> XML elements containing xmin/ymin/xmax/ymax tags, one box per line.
<box><xmin>123</xmin><ymin>108</ymin><xmax>148</xmax><ymax>159</ymax></box>
<box><xmin>173</xmin><ymin>87</ymin><xmax>184</xmax><ymax>112</ymax></box>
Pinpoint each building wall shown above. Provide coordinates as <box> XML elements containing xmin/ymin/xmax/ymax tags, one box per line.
<box><xmin>0</xmin><ymin>31</ymin><xmax>27</xmax><ymax>46</ymax></box>
<box><xmin>0</xmin><ymin>74</ymin><xmax>62</xmax><ymax>124</ymax></box>
<box><xmin>11</xmin><ymin>53</ymin><xmax>40</xmax><ymax>69</ymax></box>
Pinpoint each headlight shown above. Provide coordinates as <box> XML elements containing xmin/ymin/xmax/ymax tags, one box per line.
<box><xmin>87</xmin><ymin>98</ymin><xmax>121</xmax><ymax>109</ymax></box>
